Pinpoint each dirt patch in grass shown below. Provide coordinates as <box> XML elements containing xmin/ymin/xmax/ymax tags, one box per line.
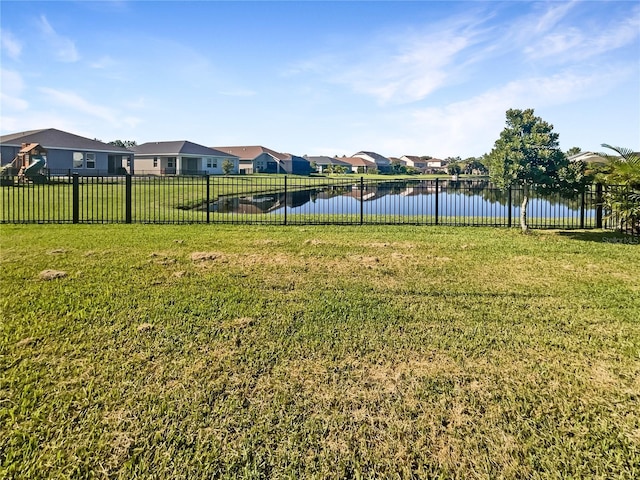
<box><xmin>191</xmin><ymin>251</ymin><xmax>227</xmax><ymax>262</ymax></box>
<box><xmin>39</xmin><ymin>269</ymin><xmax>67</xmax><ymax>280</ymax></box>
<box><xmin>136</xmin><ymin>323</ymin><xmax>154</xmax><ymax>332</ymax></box>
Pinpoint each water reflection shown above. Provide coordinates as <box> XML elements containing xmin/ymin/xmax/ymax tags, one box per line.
<box><xmin>210</xmin><ymin>179</ymin><xmax>594</xmax><ymax>218</ymax></box>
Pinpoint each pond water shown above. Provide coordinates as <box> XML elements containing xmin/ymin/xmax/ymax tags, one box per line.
<box><xmin>211</xmin><ymin>180</ymin><xmax>596</xmax><ymax>221</ymax></box>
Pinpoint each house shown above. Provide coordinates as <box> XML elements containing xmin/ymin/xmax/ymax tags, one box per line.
<box><xmin>352</xmin><ymin>151</ymin><xmax>392</xmax><ymax>172</ymax></box>
<box><xmin>304</xmin><ymin>155</ymin><xmax>352</xmax><ymax>173</ymax></box>
<box><xmin>214</xmin><ymin>146</ymin><xmax>311</xmax><ymax>175</ymax></box>
<box><xmin>0</xmin><ymin>128</ymin><xmax>133</xmax><ymax>175</ymax></box>
<box><xmin>400</xmin><ymin>155</ymin><xmax>428</xmax><ymax>171</ymax></box>
<box><xmin>335</xmin><ymin>156</ymin><xmax>376</xmax><ymax>174</ymax></box>
<box><xmin>133</xmin><ymin>141</ymin><xmax>239</xmax><ymax>175</ymax></box>
<box><xmin>567</xmin><ymin>152</ymin><xmax>608</xmax><ymax>164</ymax></box>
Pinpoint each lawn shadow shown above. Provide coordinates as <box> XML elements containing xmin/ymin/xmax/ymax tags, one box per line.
<box><xmin>556</xmin><ymin>230</ymin><xmax>639</xmax><ymax>245</ymax></box>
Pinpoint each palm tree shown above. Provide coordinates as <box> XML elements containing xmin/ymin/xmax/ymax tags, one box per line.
<box><xmin>599</xmin><ymin>144</ymin><xmax>640</xmax><ymax>234</ymax></box>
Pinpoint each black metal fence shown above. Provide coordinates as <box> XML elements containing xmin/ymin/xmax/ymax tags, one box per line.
<box><xmin>0</xmin><ymin>174</ymin><xmax>636</xmax><ymax>233</ymax></box>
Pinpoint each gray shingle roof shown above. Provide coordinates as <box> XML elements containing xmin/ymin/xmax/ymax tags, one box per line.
<box><xmin>213</xmin><ymin>146</ymin><xmax>288</xmax><ymax>161</ymax></box>
<box><xmin>134</xmin><ymin>141</ymin><xmax>237</xmax><ymax>157</ymax></box>
<box><xmin>0</xmin><ymin>128</ymin><xmax>132</xmax><ymax>153</ymax></box>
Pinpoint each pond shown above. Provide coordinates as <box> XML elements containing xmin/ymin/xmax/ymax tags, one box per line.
<box><xmin>211</xmin><ymin>179</ymin><xmax>597</xmax><ymax>224</ymax></box>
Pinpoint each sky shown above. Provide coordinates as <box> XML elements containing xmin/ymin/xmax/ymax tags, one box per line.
<box><xmin>1</xmin><ymin>1</ymin><xmax>639</xmax><ymax>159</ymax></box>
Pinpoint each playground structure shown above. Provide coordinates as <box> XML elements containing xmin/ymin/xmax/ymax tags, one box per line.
<box><xmin>0</xmin><ymin>143</ymin><xmax>48</xmax><ymax>185</ymax></box>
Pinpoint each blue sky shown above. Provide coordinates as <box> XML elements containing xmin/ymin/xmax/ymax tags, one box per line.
<box><xmin>1</xmin><ymin>1</ymin><xmax>639</xmax><ymax>159</ymax></box>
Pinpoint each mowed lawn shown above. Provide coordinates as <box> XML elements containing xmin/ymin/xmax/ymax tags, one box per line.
<box><xmin>1</xmin><ymin>224</ymin><xmax>638</xmax><ymax>479</ymax></box>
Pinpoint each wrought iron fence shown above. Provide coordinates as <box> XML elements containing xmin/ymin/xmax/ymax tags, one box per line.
<box><xmin>0</xmin><ymin>173</ymin><xmax>636</xmax><ymax>234</ymax></box>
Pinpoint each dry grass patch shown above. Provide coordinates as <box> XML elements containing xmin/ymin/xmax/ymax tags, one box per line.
<box><xmin>38</xmin><ymin>269</ymin><xmax>67</xmax><ymax>280</ymax></box>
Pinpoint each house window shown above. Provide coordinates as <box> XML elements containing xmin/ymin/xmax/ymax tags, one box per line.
<box><xmin>86</xmin><ymin>153</ymin><xmax>96</xmax><ymax>169</ymax></box>
<box><xmin>167</xmin><ymin>157</ymin><xmax>175</xmax><ymax>168</ymax></box>
<box><xmin>153</xmin><ymin>157</ymin><xmax>158</xmax><ymax>168</ymax></box>
<box><xmin>207</xmin><ymin>158</ymin><xmax>217</xmax><ymax>169</ymax></box>
<box><xmin>73</xmin><ymin>152</ymin><xmax>83</xmax><ymax>168</ymax></box>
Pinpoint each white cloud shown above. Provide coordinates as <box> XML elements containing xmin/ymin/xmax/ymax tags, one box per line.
<box><xmin>37</xmin><ymin>15</ymin><xmax>79</xmax><ymax>62</ymax></box>
<box><xmin>288</xmin><ymin>11</ymin><xmax>491</xmax><ymax>105</ymax></box>
<box><xmin>0</xmin><ymin>30</ymin><xmax>22</xmax><ymax>60</ymax></box>
<box><xmin>525</xmin><ymin>10</ymin><xmax>640</xmax><ymax>62</ymax></box>
<box><xmin>530</xmin><ymin>0</ymin><xmax>577</xmax><ymax>34</ymax></box>
<box><xmin>90</xmin><ymin>55</ymin><xmax>117</xmax><ymax>69</ymax></box>
<box><xmin>0</xmin><ymin>69</ymin><xmax>29</xmax><ymax>113</ymax></box>
<box><xmin>406</xmin><ymin>68</ymin><xmax>633</xmax><ymax>158</ymax></box>
<box><xmin>39</xmin><ymin>87</ymin><xmax>129</xmax><ymax>127</ymax></box>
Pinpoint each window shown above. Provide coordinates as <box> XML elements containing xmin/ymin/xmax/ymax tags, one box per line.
<box><xmin>167</xmin><ymin>157</ymin><xmax>175</xmax><ymax>168</ymax></box>
<box><xmin>153</xmin><ymin>157</ymin><xmax>158</xmax><ymax>168</ymax></box>
<box><xmin>206</xmin><ymin>158</ymin><xmax>217</xmax><ymax>169</ymax></box>
<box><xmin>73</xmin><ymin>152</ymin><xmax>83</xmax><ymax>168</ymax></box>
<box><xmin>86</xmin><ymin>153</ymin><xmax>96</xmax><ymax>169</ymax></box>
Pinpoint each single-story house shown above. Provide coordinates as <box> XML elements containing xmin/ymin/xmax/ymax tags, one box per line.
<box><xmin>304</xmin><ymin>155</ymin><xmax>353</xmax><ymax>173</ymax></box>
<box><xmin>352</xmin><ymin>151</ymin><xmax>392</xmax><ymax>172</ymax></box>
<box><xmin>0</xmin><ymin>128</ymin><xmax>133</xmax><ymax>175</ymax></box>
<box><xmin>213</xmin><ymin>146</ymin><xmax>311</xmax><ymax>175</ymax></box>
<box><xmin>133</xmin><ymin>141</ymin><xmax>239</xmax><ymax>175</ymax></box>
<box><xmin>567</xmin><ymin>152</ymin><xmax>608</xmax><ymax>164</ymax></box>
<box><xmin>336</xmin><ymin>156</ymin><xmax>376</xmax><ymax>173</ymax></box>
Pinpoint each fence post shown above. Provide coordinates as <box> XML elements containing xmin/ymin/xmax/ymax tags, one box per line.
<box><xmin>72</xmin><ymin>173</ymin><xmax>79</xmax><ymax>224</ymax></box>
<box><xmin>435</xmin><ymin>178</ymin><xmax>439</xmax><ymax>225</ymax></box>
<box><xmin>125</xmin><ymin>173</ymin><xmax>132</xmax><ymax>224</ymax></box>
<box><xmin>283</xmin><ymin>176</ymin><xmax>287</xmax><ymax>226</ymax></box>
<box><xmin>206</xmin><ymin>175</ymin><xmax>210</xmax><ymax>224</ymax></box>
<box><xmin>360</xmin><ymin>176</ymin><xmax>364</xmax><ymax>225</ymax></box>
<box><xmin>595</xmin><ymin>183</ymin><xmax>603</xmax><ymax>229</ymax></box>
<box><xmin>580</xmin><ymin>189</ymin><xmax>586</xmax><ymax>229</ymax></box>
<box><xmin>507</xmin><ymin>186</ymin><xmax>512</xmax><ymax>228</ymax></box>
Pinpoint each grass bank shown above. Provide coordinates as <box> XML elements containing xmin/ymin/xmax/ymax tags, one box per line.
<box><xmin>1</xmin><ymin>225</ymin><xmax>638</xmax><ymax>479</ymax></box>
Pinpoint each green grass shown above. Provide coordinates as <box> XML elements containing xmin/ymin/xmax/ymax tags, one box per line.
<box><xmin>1</xmin><ymin>225</ymin><xmax>639</xmax><ymax>479</ymax></box>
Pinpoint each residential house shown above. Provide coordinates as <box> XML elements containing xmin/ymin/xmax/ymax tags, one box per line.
<box><xmin>336</xmin><ymin>156</ymin><xmax>376</xmax><ymax>174</ymax></box>
<box><xmin>400</xmin><ymin>155</ymin><xmax>428</xmax><ymax>171</ymax></box>
<box><xmin>0</xmin><ymin>128</ymin><xmax>133</xmax><ymax>175</ymax></box>
<box><xmin>214</xmin><ymin>146</ymin><xmax>311</xmax><ymax>175</ymax></box>
<box><xmin>352</xmin><ymin>151</ymin><xmax>392</xmax><ymax>172</ymax></box>
<box><xmin>133</xmin><ymin>141</ymin><xmax>239</xmax><ymax>175</ymax></box>
<box><xmin>567</xmin><ymin>152</ymin><xmax>607</xmax><ymax>164</ymax></box>
<box><xmin>304</xmin><ymin>155</ymin><xmax>352</xmax><ymax>173</ymax></box>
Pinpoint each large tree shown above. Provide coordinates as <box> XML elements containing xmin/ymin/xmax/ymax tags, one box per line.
<box><xmin>485</xmin><ymin>108</ymin><xmax>585</xmax><ymax>233</ymax></box>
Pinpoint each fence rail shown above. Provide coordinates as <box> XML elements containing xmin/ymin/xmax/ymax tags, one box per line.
<box><xmin>0</xmin><ymin>174</ymin><xmax>636</xmax><ymax>233</ymax></box>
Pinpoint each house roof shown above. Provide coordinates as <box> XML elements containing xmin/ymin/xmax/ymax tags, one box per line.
<box><xmin>336</xmin><ymin>156</ymin><xmax>376</xmax><ymax>167</ymax></box>
<box><xmin>0</xmin><ymin>128</ymin><xmax>132</xmax><ymax>153</ymax></box>
<box><xmin>305</xmin><ymin>155</ymin><xmax>352</xmax><ymax>166</ymax></box>
<box><xmin>134</xmin><ymin>141</ymin><xmax>236</xmax><ymax>157</ymax></box>
<box><xmin>389</xmin><ymin>157</ymin><xmax>406</xmax><ymax>164</ymax></box>
<box><xmin>352</xmin><ymin>151</ymin><xmax>391</xmax><ymax>165</ymax></box>
<box><xmin>213</xmin><ymin>145</ymin><xmax>288</xmax><ymax>161</ymax></box>
<box><xmin>567</xmin><ymin>152</ymin><xmax>608</xmax><ymax>163</ymax></box>
<box><xmin>402</xmin><ymin>155</ymin><xmax>422</xmax><ymax>162</ymax></box>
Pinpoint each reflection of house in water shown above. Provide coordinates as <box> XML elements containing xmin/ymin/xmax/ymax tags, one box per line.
<box><xmin>214</xmin><ymin>188</ymin><xmax>314</xmax><ymax>214</ymax></box>
<box><xmin>344</xmin><ymin>184</ymin><xmax>390</xmax><ymax>202</ymax></box>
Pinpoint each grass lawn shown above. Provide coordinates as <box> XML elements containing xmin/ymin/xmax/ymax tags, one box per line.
<box><xmin>1</xmin><ymin>224</ymin><xmax>638</xmax><ymax>479</ymax></box>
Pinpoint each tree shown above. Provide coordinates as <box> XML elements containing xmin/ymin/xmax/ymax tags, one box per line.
<box><xmin>463</xmin><ymin>157</ymin><xmax>488</xmax><ymax>175</ymax></box>
<box><xmin>485</xmin><ymin>108</ymin><xmax>585</xmax><ymax>233</ymax></box>
<box><xmin>598</xmin><ymin>144</ymin><xmax>640</xmax><ymax>234</ymax></box>
<box><xmin>566</xmin><ymin>146</ymin><xmax>582</xmax><ymax>156</ymax></box>
<box><xmin>222</xmin><ymin>159</ymin><xmax>234</xmax><ymax>175</ymax></box>
<box><xmin>447</xmin><ymin>161</ymin><xmax>462</xmax><ymax>176</ymax></box>
<box><xmin>109</xmin><ymin>140</ymin><xmax>137</xmax><ymax>148</ymax></box>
